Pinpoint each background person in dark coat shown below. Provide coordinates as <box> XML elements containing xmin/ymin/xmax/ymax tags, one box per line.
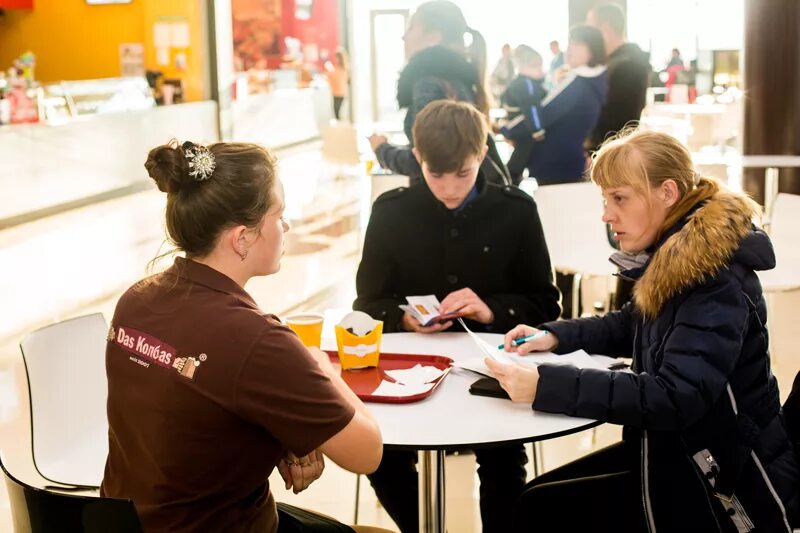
<box><xmin>356</xmin><ymin>101</ymin><xmax>560</xmax><ymax>533</ymax></box>
<box><xmin>367</xmin><ymin>0</ymin><xmax>511</xmax><ymax>186</ymax></box>
<box><xmin>586</xmin><ymin>2</ymin><xmax>652</xmax><ymax>150</ymax></box>
<box><xmin>488</xmin><ymin>130</ymin><xmax>800</xmax><ymax>532</ymax></box>
<box><xmin>501</xmin><ymin>25</ymin><xmax>607</xmax><ymax>185</ymax></box>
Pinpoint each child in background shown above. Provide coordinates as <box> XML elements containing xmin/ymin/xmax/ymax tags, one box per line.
<box><xmin>500</xmin><ymin>45</ymin><xmax>547</xmax><ymax>183</ymax></box>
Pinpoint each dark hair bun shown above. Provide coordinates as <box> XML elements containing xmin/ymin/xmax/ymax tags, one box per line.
<box><xmin>144</xmin><ymin>140</ymin><xmax>191</xmax><ymax>194</ymax></box>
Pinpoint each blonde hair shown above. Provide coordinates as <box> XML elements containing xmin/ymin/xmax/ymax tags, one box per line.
<box><xmin>591</xmin><ymin>129</ymin><xmax>759</xmax><ymax>239</ymax></box>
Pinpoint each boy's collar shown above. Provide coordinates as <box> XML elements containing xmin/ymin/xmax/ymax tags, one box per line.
<box><xmin>421</xmin><ymin>172</ymin><xmax>488</xmax><ymax>212</ymax></box>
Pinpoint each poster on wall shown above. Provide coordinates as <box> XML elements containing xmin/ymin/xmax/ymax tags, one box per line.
<box><xmin>119</xmin><ymin>43</ymin><xmax>145</xmax><ymax>77</ymax></box>
<box><xmin>232</xmin><ymin>0</ymin><xmax>283</xmax><ymax>71</ymax></box>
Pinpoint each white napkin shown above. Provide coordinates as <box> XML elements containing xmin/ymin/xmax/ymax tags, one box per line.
<box><xmin>384</xmin><ymin>364</ymin><xmax>445</xmax><ymax>385</ymax></box>
<box><xmin>372</xmin><ymin>380</ymin><xmax>435</xmax><ymax>397</ymax></box>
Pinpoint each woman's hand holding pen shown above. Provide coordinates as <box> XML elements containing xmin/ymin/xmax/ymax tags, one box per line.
<box><xmin>503</xmin><ymin>324</ymin><xmax>558</xmax><ymax>354</ymax></box>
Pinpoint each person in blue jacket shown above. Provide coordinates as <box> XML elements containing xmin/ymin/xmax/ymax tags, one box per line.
<box><xmin>501</xmin><ymin>25</ymin><xmax>607</xmax><ymax>186</ymax></box>
<box><xmin>487</xmin><ymin>130</ymin><xmax>800</xmax><ymax>532</ymax></box>
<box><xmin>499</xmin><ymin>45</ymin><xmax>548</xmax><ymax>183</ymax></box>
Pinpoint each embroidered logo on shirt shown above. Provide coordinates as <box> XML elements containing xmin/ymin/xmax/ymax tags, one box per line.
<box><xmin>172</xmin><ymin>355</ymin><xmax>204</xmax><ymax>380</ymax></box>
<box><xmin>108</xmin><ymin>325</ymin><xmax>205</xmax><ymax>380</ymax></box>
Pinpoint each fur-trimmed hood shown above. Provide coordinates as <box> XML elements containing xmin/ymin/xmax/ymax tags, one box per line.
<box><xmin>631</xmin><ymin>186</ymin><xmax>773</xmax><ymax>318</ymax></box>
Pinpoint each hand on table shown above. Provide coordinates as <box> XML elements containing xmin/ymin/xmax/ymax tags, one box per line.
<box><xmin>440</xmin><ymin>288</ymin><xmax>494</xmax><ymax>325</ymax></box>
<box><xmin>484</xmin><ymin>358</ymin><xmax>540</xmax><ymax>403</ymax></box>
<box><xmin>368</xmin><ymin>134</ymin><xmax>389</xmax><ymax>153</ymax></box>
<box><xmin>401</xmin><ymin>312</ymin><xmax>453</xmax><ymax>334</ymax></box>
<box><xmin>503</xmin><ymin>324</ymin><xmax>558</xmax><ymax>354</ymax></box>
<box><xmin>278</xmin><ymin>450</ymin><xmax>325</xmax><ymax>494</ymax></box>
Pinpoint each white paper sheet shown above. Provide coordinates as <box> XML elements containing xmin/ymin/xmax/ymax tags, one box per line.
<box><xmin>384</xmin><ymin>364</ymin><xmax>444</xmax><ymax>385</ymax></box>
<box><xmin>372</xmin><ymin>380</ymin><xmax>435</xmax><ymax>397</ymax></box>
<box><xmin>454</xmin><ymin>349</ymin><xmax>611</xmax><ymax>377</ymax></box>
<box><xmin>457</xmin><ymin>318</ymin><xmax>515</xmax><ymax>364</ymax></box>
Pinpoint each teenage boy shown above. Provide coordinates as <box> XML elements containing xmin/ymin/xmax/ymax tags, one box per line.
<box><xmin>354</xmin><ymin>99</ymin><xmax>560</xmax><ymax>533</ymax></box>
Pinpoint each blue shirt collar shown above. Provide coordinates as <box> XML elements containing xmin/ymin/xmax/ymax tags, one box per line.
<box><xmin>451</xmin><ymin>184</ymin><xmax>479</xmax><ymax>214</ymax></box>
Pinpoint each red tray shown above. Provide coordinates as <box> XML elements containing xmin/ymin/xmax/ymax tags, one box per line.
<box><xmin>325</xmin><ymin>350</ymin><xmax>453</xmax><ymax>403</ymax></box>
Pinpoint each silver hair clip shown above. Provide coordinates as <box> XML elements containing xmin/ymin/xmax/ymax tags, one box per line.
<box><xmin>183</xmin><ymin>142</ymin><xmax>215</xmax><ymax>181</ymax></box>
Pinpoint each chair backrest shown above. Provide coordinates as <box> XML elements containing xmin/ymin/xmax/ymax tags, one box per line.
<box><xmin>19</xmin><ymin>313</ymin><xmax>109</xmax><ymax>487</ymax></box>
<box><xmin>0</xmin><ymin>454</ymin><xmax>142</xmax><ymax>533</ymax></box>
<box><xmin>533</xmin><ymin>182</ymin><xmax>616</xmax><ymax>276</ymax></box>
<box><xmin>770</xmin><ymin>193</ymin><xmax>800</xmax><ymax>259</ymax></box>
<box><xmin>322</xmin><ymin>122</ymin><xmax>360</xmax><ymax>165</ymax></box>
<box><xmin>760</xmin><ymin>193</ymin><xmax>800</xmax><ymax>291</ymax></box>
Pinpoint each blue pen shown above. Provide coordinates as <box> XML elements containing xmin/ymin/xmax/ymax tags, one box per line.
<box><xmin>497</xmin><ymin>331</ymin><xmax>549</xmax><ymax>350</ymax></box>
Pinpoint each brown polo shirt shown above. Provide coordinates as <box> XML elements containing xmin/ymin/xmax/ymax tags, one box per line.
<box><xmin>101</xmin><ymin>257</ymin><xmax>355</xmax><ymax>533</ymax></box>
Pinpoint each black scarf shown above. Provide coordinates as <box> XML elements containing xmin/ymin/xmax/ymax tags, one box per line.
<box><xmin>396</xmin><ymin>45</ymin><xmax>479</xmax><ymax>109</ymax></box>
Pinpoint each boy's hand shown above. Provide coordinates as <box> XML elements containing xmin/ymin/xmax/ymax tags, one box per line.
<box><xmin>401</xmin><ymin>312</ymin><xmax>453</xmax><ymax>334</ymax></box>
<box><xmin>440</xmin><ymin>288</ymin><xmax>494</xmax><ymax>325</ymax></box>
<box><xmin>368</xmin><ymin>134</ymin><xmax>389</xmax><ymax>153</ymax></box>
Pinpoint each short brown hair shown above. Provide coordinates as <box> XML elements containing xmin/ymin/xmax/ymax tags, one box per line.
<box><xmin>591</xmin><ymin>3</ymin><xmax>626</xmax><ymax>35</ymax></box>
<box><xmin>569</xmin><ymin>25</ymin><xmax>606</xmax><ymax>67</ymax></box>
<box><xmin>412</xmin><ymin>100</ymin><xmax>487</xmax><ymax>174</ymax></box>
<box><xmin>145</xmin><ymin>140</ymin><xmax>277</xmax><ymax>258</ymax></box>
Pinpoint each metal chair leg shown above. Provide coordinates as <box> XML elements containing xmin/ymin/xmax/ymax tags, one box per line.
<box><xmin>353</xmin><ymin>473</ymin><xmax>361</xmax><ymax>524</ymax></box>
<box><xmin>571</xmin><ymin>272</ymin><xmax>583</xmax><ymax>319</ymax></box>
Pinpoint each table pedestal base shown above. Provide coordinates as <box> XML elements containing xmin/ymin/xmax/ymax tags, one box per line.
<box><xmin>418</xmin><ymin>450</ymin><xmax>446</xmax><ymax>533</ymax></box>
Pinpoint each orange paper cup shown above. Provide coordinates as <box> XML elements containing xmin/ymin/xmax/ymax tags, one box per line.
<box><xmin>285</xmin><ymin>313</ymin><xmax>324</xmax><ymax>348</ymax></box>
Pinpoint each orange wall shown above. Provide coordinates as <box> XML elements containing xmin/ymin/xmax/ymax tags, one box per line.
<box><xmin>0</xmin><ymin>0</ymin><xmax>206</xmax><ymax>101</ymax></box>
<box><xmin>142</xmin><ymin>0</ymin><xmax>206</xmax><ymax>102</ymax></box>
<box><xmin>0</xmin><ymin>0</ymin><xmax>145</xmax><ymax>83</ymax></box>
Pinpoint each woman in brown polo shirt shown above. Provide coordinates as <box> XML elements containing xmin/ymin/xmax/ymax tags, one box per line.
<box><xmin>102</xmin><ymin>141</ymin><xmax>383</xmax><ymax>532</ymax></box>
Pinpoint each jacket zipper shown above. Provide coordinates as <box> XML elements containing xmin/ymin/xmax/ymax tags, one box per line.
<box><xmin>686</xmin><ymin>451</ymin><xmax>723</xmax><ymax>532</ymax></box>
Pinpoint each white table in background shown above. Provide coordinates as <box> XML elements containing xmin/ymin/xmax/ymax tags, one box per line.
<box><xmin>323</xmin><ymin>332</ymin><xmax>600</xmax><ymax>533</ymax></box>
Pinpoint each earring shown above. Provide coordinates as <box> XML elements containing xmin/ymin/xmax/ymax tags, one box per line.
<box><xmin>239</xmin><ymin>249</ymin><xmax>248</xmax><ymax>262</ymax></box>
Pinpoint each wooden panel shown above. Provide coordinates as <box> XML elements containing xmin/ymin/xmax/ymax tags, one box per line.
<box><xmin>743</xmin><ymin>0</ymin><xmax>800</xmax><ymax>201</ymax></box>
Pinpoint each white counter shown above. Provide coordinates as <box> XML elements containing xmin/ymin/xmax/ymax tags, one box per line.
<box><xmin>0</xmin><ymin>101</ymin><xmax>219</xmax><ymax>224</ymax></box>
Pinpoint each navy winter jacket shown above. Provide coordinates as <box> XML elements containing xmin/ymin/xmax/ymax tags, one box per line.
<box><xmin>534</xmin><ymin>184</ymin><xmax>800</xmax><ymax>531</ymax></box>
<box><xmin>502</xmin><ymin>65</ymin><xmax>607</xmax><ymax>185</ymax></box>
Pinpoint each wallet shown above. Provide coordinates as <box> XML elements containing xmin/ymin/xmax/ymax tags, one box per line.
<box><xmin>468</xmin><ymin>377</ymin><xmax>511</xmax><ymax>400</ymax></box>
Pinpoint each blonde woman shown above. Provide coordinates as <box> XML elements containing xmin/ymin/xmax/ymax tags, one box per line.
<box><xmin>487</xmin><ymin>130</ymin><xmax>799</xmax><ymax>532</ymax></box>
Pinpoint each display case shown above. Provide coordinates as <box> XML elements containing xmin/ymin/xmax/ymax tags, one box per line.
<box><xmin>39</xmin><ymin>76</ymin><xmax>155</xmax><ymax>121</ymax></box>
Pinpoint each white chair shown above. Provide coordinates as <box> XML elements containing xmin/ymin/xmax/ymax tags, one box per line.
<box><xmin>321</xmin><ymin>122</ymin><xmax>361</xmax><ymax>166</ymax></box>
<box><xmin>758</xmin><ymin>193</ymin><xmax>800</xmax><ymax>367</ymax></box>
<box><xmin>19</xmin><ymin>313</ymin><xmax>109</xmax><ymax>488</ymax></box>
<box><xmin>759</xmin><ymin>193</ymin><xmax>800</xmax><ymax>293</ymax></box>
<box><xmin>533</xmin><ymin>182</ymin><xmax>617</xmax><ymax>317</ymax></box>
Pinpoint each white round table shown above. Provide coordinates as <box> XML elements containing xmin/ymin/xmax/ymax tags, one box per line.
<box><xmin>322</xmin><ymin>331</ymin><xmax>600</xmax><ymax>533</ymax></box>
